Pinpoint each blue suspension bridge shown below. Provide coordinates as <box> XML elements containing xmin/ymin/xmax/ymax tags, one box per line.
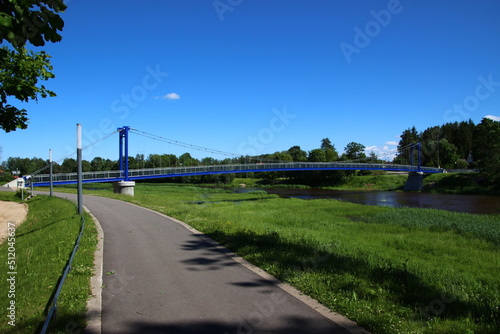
<box><xmin>27</xmin><ymin>126</ymin><xmax>443</xmax><ymax>189</ymax></box>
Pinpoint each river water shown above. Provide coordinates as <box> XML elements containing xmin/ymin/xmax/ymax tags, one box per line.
<box><xmin>245</xmin><ymin>188</ymin><xmax>500</xmax><ymax>215</ymax></box>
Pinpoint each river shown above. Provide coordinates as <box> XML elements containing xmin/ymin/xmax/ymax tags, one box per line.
<box><xmin>241</xmin><ymin>188</ymin><xmax>500</xmax><ymax>215</ymax></box>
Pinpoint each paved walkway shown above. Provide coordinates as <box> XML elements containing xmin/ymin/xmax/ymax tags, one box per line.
<box><xmin>40</xmin><ymin>191</ymin><xmax>369</xmax><ymax>334</ymax></box>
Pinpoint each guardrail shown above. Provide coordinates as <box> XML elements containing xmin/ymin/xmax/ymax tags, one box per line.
<box><xmin>40</xmin><ymin>214</ymin><xmax>86</xmax><ymax>333</ymax></box>
<box><xmin>444</xmin><ymin>169</ymin><xmax>480</xmax><ymax>173</ymax></box>
<box><xmin>29</xmin><ymin>162</ymin><xmax>444</xmax><ymax>186</ymax></box>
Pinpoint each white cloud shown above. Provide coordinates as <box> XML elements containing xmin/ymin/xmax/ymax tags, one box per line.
<box><xmin>364</xmin><ymin>144</ymin><xmax>398</xmax><ymax>161</ymax></box>
<box><xmin>385</xmin><ymin>141</ymin><xmax>398</xmax><ymax>146</ymax></box>
<box><xmin>155</xmin><ymin>93</ymin><xmax>181</xmax><ymax>100</ymax></box>
<box><xmin>485</xmin><ymin>115</ymin><xmax>500</xmax><ymax>121</ymax></box>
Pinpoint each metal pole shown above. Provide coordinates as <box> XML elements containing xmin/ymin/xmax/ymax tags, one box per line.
<box><xmin>77</xmin><ymin>124</ymin><xmax>83</xmax><ymax>215</ymax></box>
<box><xmin>49</xmin><ymin>149</ymin><xmax>53</xmax><ymax>196</ymax></box>
<box><xmin>410</xmin><ymin>144</ymin><xmax>414</xmax><ymax>166</ymax></box>
<box><xmin>124</xmin><ymin>126</ymin><xmax>129</xmax><ymax>181</ymax></box>
<box><xmin>417</xmin><ymin>142</ymin><xmax>422</xmax><ymax>171</ymax></box>
<box><xmin>118</xmin><ymin>127</ymin><xmax>124</xmax><ymax>175</ymax></box>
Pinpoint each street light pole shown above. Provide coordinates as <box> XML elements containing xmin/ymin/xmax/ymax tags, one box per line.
<box><xmin>77</xmin><ymin>124</ymin><xmax>83</xmax><ymax>215</ymax></box>
<box><xmin>49</xmin><ymin>149</ymin><xmax>53</xmax><ymax>196</ymax></box>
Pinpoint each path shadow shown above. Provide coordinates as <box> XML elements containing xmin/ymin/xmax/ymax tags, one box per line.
<box><xmin>124</xmin><ymin>316</ymin><xmax>352</xmax><ymax>334</ymax></box>
<box><xmin>179</xmin><ymin>236</ymin><xmax>239</xmax><ymax>271</ymax></box>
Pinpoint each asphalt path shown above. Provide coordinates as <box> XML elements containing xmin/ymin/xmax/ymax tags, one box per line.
<box><xmin>17</xmin><ymin>189</ymin><xmax>369</xmax><ymax>334</ymax></box>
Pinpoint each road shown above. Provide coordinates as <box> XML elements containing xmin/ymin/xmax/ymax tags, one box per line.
<box><xmin>25</xmin><ymin>189</ymin><xmax>369</xmax><ymax>334</ymax></box>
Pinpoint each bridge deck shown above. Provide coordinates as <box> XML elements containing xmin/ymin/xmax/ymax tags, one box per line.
<box><xmin>28</xmin><ymin>162</ymin><xmax>443</xmax><ymax>186</ymax></box>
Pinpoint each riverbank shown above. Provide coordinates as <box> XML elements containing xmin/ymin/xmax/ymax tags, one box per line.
<box><xmin>37</xmin><ymin>183</ymin><xmax>500</xmax><ymax>334</ymax></box>
<box><xmin>226</xmin><ymin>172</ymin><xmax>500</xmax><ymax>195</ymax></box>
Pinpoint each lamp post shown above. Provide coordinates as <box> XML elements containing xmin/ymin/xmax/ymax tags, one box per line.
<box><xmin>77</xmin><ymin>124</ymin><xmax>83</xmax><ymax>215</ymax></box>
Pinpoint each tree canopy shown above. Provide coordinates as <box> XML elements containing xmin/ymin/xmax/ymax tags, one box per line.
<box><xmin>0</xmin><ymin>0</ymin><xmax>66</xmax><ymax>132</ymax></box>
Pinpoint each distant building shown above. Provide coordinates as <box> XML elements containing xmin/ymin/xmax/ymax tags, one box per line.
<box><xmin>467</xmin><ymin>152</ymin><xmax>473</xmax><ymax>164</ymax></box>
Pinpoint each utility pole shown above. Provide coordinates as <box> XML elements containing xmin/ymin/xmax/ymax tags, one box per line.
<box><xmin>77</xmin><ymin>124</ymin><xmax>83</xmax><ymax>215</ymax></box>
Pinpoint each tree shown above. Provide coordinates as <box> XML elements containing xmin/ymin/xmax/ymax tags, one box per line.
<box><xmin>271</xmin><ymin>151</ymin><xmax>293</xmax><ymax>162</ymax></box>
<box><xmin>288</xmin><ymin>146</ymin><xmax>307</xmax><ymax>162</ymax></box>
<box><xmin>321</xmin><ymin>138</ymin><xmax>334</xmax><ymax>150</ymax></box>
<box><xmin>201</xmin><ymin>157</ymin><xmax>217</xmax><ymax>165</ymax></box>
<box><xmin>344</xmin><ymin>142</ymin><xmax>366</xmax><ymax>160</ymax></box>
<box><xmin>0</xmin><ymin>0</ymin><xmax>67</xmax><ymax>132</ymax></box>
<box><xmin>435</xmin><ymin>139</ymin><xmax>459</xmax><ymax>169</ymax></box>
<box><xmin>319</xmin><ymin>138</ymin><xmax>339</xmax><ymax>161</ymax></box>
<box><xmin>473</xmin><ymin>117</ymin><xmax>500</xmax><ymax>180</ymax></box>
<box><xmin>367</xmin><ymin>151</ymin><xmax>378</xmax><ymax>162</ymax></box>
<box><xmin>308</xmin><ymin>149</ymin><xmax>327</xmax><ymax>162</ymax></box>
<box><xmin>395</xmin><ymin>127</ymin><xmax>419</xmax><ymax>164</ymax></box>
<box><xmin>179</xmin><ymin>153</ymin><xmax>198</xmax><ymax>166</ymax></box>
<box><xmin>61</xmin><ymin>158</ymin><xmax>77</xmax><ymax>173</ymax></box>
<box><xmin>91</xmin><ymin>157</ymin><xmax>104</xmax><ymax>171</ymax></box>
<box><xmin>82</xmin><ymin>159</ymin><xmax>91</xmax><ymax>172</ymax></box>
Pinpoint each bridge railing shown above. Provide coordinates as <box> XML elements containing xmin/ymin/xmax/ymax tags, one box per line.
<box><xmin>126</xmin><ymin>162</ymin><xmax>442</xmax><ymax>176</ymax></box>
<box><xmin>29</xmin><ymin>170</ymin><xmax>122</xmax><ymax>184</ymax></box>
<box><xmin>29</xmin><ymin>162</ymin><xmax>443</xmax><ymax>185</ymax></box>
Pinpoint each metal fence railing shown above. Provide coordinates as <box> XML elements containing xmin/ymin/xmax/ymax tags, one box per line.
<box><xmin>29</xmin><ymin>162</ymin><xmax>444</xmax><ymax>185</ymax></box>
<box><xmin>40</xmin><ymin>213</ymin><xmax>86</xmax><ymax>333</ymax></box>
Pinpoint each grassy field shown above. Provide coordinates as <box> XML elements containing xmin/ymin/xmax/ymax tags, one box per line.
<box><xmin>0</xmin><ymin>192</ymin><xmax>97</xmax><ymax>333</ymax></box>
<box><xmin>42</xmin><ymin>183</ymin><xmax>499</xmax><ymax>334</ymax></box>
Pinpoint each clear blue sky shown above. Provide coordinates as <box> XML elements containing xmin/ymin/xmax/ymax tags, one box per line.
<box><xmin>1</xmin><ymin>0</ymin><xmax>500</xmax><ymax>163</ymax></box>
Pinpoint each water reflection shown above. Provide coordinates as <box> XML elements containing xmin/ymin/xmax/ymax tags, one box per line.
<box><xmin>255</xmin><ymin>188</ymin><xmax>500</xmax><ymax>215</ymax></box>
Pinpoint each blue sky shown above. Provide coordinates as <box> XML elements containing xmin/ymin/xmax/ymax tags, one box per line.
<box><xmin>1</xmin><ymin>0</ymin><xmax>500</xmax><ymax>163</ymax></box>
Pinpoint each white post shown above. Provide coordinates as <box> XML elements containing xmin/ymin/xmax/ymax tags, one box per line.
<box><xmin>77</xmin><ymin>124</ymin><xmax>83</xmax><ymax>215</ymax></box>
<box><xmin>49</xmin><ymin>149</ymin><xmax>53</xmax><ymax>196</ymax></box>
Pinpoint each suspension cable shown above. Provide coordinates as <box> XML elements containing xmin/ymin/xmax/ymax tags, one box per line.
<box><xmin>28</xmin><ymin>130</ymin><xmax>118</xmax><ymax>177</ymax></box>
<box><xmin>129</xmin><ymin>128</ymin><xmax>239</xmax><ymax>157</ymax></box>
<box><xmin>129</xmin><ymin>128</ymin><xmax>284</xmax><ymax>163</ymax></box>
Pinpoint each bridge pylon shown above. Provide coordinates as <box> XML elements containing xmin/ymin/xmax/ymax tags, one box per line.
<box><xmin>409</xmin><ymin>143</ymin><xmax>422</xmax><ymax>172</ymax></box>
<box><xmin>118</xmin><ymin>126</ymin><xmax>131</xmax><ymax>180</ymax></box>
<box><xmin>116</xmin><ymin>126</ymin><xmax>135</xmax><ymax>196</ymax></box>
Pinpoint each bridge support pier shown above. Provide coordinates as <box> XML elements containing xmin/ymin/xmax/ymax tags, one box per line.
<box><xmin>404</xmin><ymin>172</ymin><xmax>424</xmax><ymax>192</ymax></box>
<box><xmin>114</xmin><ymin>181</ymin><xmax>136</xmax><ymax>196</ymax></box>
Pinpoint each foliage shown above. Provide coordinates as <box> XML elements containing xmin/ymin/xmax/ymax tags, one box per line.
<box><xmin>421</xmin><ymin>138</ymin><xmax>459</xmax><ymax>169</ymax></box>
<box><xmin>423</xmin><ymin>173</ymin><xmax>500</xmax><ymax>195</ymax></box>
<box><xmin>308</xmin><ymin>148</ymin><xmax>327</xmax><ymax>162</ymax></box>
<box><xmin>0</xmin><ymin>0</ymin><xmax>66</xmax><ymax>48</ymax></box>
<box><xmin>473</xmin><ymin>118</ymin><xmax>500</xmax><ymax>182</ymax></box>
<box><xmin>288</xmin><ymin>145</ymin><xmax>308</xmax><ymax>162</ymax></box>
<box><xmin>343</xmin><ymin>141</ymin><xmax>366</xmax><ymax>160</ymax></box>
<box><xmin>395</xmin><ymin>118</ymin><xmax>500</xmax><ymax>182</ymax></box>
<box><xmin>0</xmin><ymin>0</ymin><xmax>66</xmax><ymax>132</ymax></box>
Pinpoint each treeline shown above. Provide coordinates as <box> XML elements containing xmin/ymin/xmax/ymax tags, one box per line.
<box><xmin>0</xmin><ymin>139</ymin><xmax>374</xmax><ymax>186</ymax></box>
<box><xmin>1</xmin><ymin>117</ymin><xmax>499</xmax><ymax>186</ymax></box>
<box><xmin>395</xmin><ymin>118</ymin><xmax>499</xmax><ymax>176</ymax></box>
<box><xmin>1</xmin><ymin>139</ymin><xmax>374</xmax><ymax>176</ymax></box>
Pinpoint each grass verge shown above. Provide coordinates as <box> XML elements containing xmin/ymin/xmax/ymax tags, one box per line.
<box><xmin>0</xmin><ymin>193</ymin><xmax>97</xmax><ymax>333</ymax></box>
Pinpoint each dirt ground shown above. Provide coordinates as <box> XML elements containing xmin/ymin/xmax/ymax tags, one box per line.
<box><xmin>0</xmin><ymin>200</ymin><xmax>28</xmax><ymax>244</ymax></box>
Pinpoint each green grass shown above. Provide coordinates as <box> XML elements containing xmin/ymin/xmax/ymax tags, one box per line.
<box><xmin>325</xmin><ymin>174</ymin><xmax>408</xmax><ymax>191</ymax></box>
<box><xmin>0</xmin><ymin>191</ymin><xmax>23</xmax><ymax>202</ymax></box>
<box><xmin>0</xmin><ymin>194</ymin><xmax>97</xmax><ymax>333</ymax></box>
<box><xmin>38</xmin><ymin>184</ymin><xmax>500</xmax><ymax>333</ymax></box>
<box><xmin>423</xmin><ymin>173</ymin><xmax>500</xmax><ymax>195</ymax></box>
